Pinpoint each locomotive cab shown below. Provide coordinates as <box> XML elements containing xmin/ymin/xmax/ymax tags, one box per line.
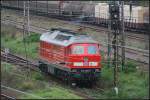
<box><xmin>67</xmin><ymin>43</ymin><xmax>101</xmax><ymax>68</ymax></box>
<box><xmin>67</xmin><ymin>43</ymin><xmax>101</xmax><ymax>81</ymax></box>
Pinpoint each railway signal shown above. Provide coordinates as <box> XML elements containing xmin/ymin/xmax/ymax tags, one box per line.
<box><xmin>109</xmin><ymin>2</ymin><xmax>120</xmax><ymax>32</ymax></box>
<box><xmin>109</xmin><ymin>4</ymin><xmax>119</xmax><ymax>20</ymax></box>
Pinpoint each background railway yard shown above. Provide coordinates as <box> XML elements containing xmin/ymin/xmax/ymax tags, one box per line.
<box><xmin>1</xmin><ymin>1</ymin><xmax>149</xmax><ymax>99</ymax></box>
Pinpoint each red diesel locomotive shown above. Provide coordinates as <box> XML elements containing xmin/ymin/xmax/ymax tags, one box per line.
<box><xmin>39</xmin><ymin>28</ymin><xmax>102</xmax><ymax>85</ymax></box>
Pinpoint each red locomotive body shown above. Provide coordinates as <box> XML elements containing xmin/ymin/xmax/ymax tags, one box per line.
<box><xmin>39</xmin><ymin>28</ymin><xmax>102</xmax><ymax>85</ymax></box>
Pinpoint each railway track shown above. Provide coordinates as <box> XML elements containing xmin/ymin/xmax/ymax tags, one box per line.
<box><xmin>0</xmin><ymin>47</ymin><xmax>148</xmax><ymax>99</ymax></box>
<box><xmin>1</xmin><ymin>85</ymin><xmax>45</xmax><ymax>99</ymax></box>
<box><xmin>1</xmin><ymin>94</ymin><xmax>16</xmax><ymax>100</ymax></box>
<box><xmin>1</xmin><ymin>50</ymin><xmax>95</xmax><ymax>99</ymax></box>
<box><xmin>1</xmin><ymin>5</ymin><xmax>149</xmax><ymax>34</ymax></box>
<box><xmin>1</xmin><ymin>18</ymin><xmax>148</xmax><ymax>48</ymax></box>
<box><xmin>1</xmin><ymin>49</ymin><xmax>39</xmax><ymax>72</ymax></box>
<box><xmin>72</xmin><ymin>22</ymin><xmax>147</xmax><ymax>42</ymax></box>
<box><xmin>2</xmin><ymin>15</ymin><xmax>147</xmax><ymax>42</ymax></box>
<box><xmin>1</xmin><ymin>18</ymin><xmax>149</xmax><ymax>65</ymax></box>
<box><xmin>1</xmin><ymin>7</ymin><xmax>148</xmax><ymax>43</ymax></box>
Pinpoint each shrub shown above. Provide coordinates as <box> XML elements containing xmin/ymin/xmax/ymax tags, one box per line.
<box><xmin>24</xmin><ymin>33</ymin><xmax>40</xmax><ymax>43</ymax></box>
<box><xmin>32</xmin><ymin>72</ymin><xmax>44</xmax><ymax>81</ymax></box>
<box><xmin>1</xmin><ymin>62</ymin><xmax>13</xmax><ymax>72</ymax></box>
<box><xmin>124</xmin><ymin>61</ymin><xmax>137</xmax><ymax>73</ymax></box>
<box><xmin>21</xmin><ymin>81</ymin><xmax>34</xmax><ymax>90</ymax></box>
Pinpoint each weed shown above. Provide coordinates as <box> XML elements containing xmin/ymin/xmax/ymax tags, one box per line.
<box><xmin>24</xmin><ymin>33</ymin><xmax>40</xmax><ymax>43</ymax></box>
<box><xmin>21</xmin><ymin>80</ymin><xmax>34</xmax><ymax>91</ymax></box>
<box><xmin>20</xmin><ymin>87</ymin><xmax>83</xmax><ymax>99</ymax></box>
<box><xmin>31</xmin><ymin>72</ymin><xmax>44</xmax><ymax>81</ymax></box>
<box><xmin>1</xmin><ymin>62</ymin><xmax>13</xmax><ymax>72</ymax></box>
<box><xmin>1</xmin><ymin>33</ymin><xmax>39</xmax><ymax>59</ymax></box>
<box><xmin>1</xmin><ymin>29</ymin><xmax>149</xmax><ymax>99</ymax></box>
<box><xmin>124</xmin><ymin>61</ymin><xmax>137</xmax><ymax>73</ymax></box>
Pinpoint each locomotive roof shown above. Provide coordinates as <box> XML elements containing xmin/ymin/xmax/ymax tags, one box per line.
<box><xmin>40</xmin><ymin>28</ymin><xmax>98</xmax><ymax>46</ymax></box>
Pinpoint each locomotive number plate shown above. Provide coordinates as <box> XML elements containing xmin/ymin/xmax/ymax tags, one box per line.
<box><xmin>81</xmin><ymin>69</ymin><xmax>91</xmax><ymax>72</ymax></box>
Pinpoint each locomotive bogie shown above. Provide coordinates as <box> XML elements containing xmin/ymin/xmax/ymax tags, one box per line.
<box><xmin>39</xmin><ymin>59</ymin><xmax>101</xmax><ymax>82</ymax></box>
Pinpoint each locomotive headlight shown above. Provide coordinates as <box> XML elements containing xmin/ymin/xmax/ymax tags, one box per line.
<box><xmin>89</xmin><ymin>62</ymin><xmax>98</xmax><ymax>66</ymax></box>
<box><xmin>73</xmin><ymin>62</ymin><xmax>83</xmax><ymax>66</ymax></box>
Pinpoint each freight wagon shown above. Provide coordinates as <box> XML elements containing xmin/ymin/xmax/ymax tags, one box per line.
<box><xmin>1</xmin><ymin>1</ymin><xmax>149</xmax><ymax>33</ymax></box>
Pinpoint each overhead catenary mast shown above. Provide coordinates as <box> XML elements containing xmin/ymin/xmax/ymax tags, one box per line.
<box><xmin>108</xmin><ymin>1</ymin><xmax>125</xmax><ymax>95</ymax></box>
<box><xmin>23</xmin><ymin>1</ymin><xmax>30</xmax><ymax>35</ymax></box>
<box><xmin>121</xmin><ymin>1</ymin><xmax>125</xmax><ymax>70</ymax></box>
<box><xmin>23</xmin><ymin>1</ymin><xmax>30</xmax><ymax>77</ymax></box>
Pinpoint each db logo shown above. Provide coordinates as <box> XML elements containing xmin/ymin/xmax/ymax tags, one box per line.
<box><xmin>84</xmin><ymin>61</ymin><xmax>88</xmax><ymax>66</ymax></box>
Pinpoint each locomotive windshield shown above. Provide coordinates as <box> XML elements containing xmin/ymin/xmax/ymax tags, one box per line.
<box><xmin>88</xmin><ymin>46</ymin><xmax>97</xmax><ymax>54</ymax></box>
<box><xmin>72</xmin><ymin>46</ymin><xmax>84</xmax><ymax>54</ymax></box>
<box><xmin>71</xmin><ymin>44</ymin><xmax>98</xmax><ymax>54</ymax></box>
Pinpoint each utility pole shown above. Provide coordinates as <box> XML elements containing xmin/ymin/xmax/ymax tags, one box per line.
<box><xmin>59</xmin><ymin>0</ymin><xmax>64</xmax><ymax>15</ymax></box>
<box><xmin>121</xmin><ymin>1</ymin><xmax>125</xmax><ymax>70</ymax></box>
<box><xmin>23</xmin><ymin>1</ymin><xmax>30</xmax><ymax>77</ymax></box>
<box><xmin>47</xmin><ymin>1</ymin><xmax>48</xmax><ymax>16</ymax></box>
<box><xmin>107</xmin><ymin>8</ymin><xmax>111</xmax><ymax>68</ymax></box>
<box><xmin>23</xmin><ymin>1</ymin><xmax>30</xmax><ymax>35</ymax></box>
<box><xmin>109</xmin><ymin>1</ymin><xmax>123</xmax><ymax>95</ymax></box>
<box><xmin>129</xmin><ymin>1</ymin><xmax>133</xmax><ymax>21</ymax></box>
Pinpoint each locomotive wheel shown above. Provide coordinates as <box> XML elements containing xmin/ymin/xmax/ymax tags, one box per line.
<box><xmin>67</xmin><ymin>76</ymin><xmax>72</xmax><ymax>86</ymax></box>
<box><xmin>87</xmin><ymin>81</ymin><xmax>93</xmax><ymax>88</ymax></box>
<box><xmin>68</xmin><ymin>80</ymin><xmax>76</xmax><ymax>88</ymax></box>
<box><xmin>71</xmin><ymin>82</ymin><xmax>76</xmax><ymax>88</ymax></box>
<box><xmin>67</xmin><ymin>73</ymin><xmax>76</xmax><ymax>87</ymax></box>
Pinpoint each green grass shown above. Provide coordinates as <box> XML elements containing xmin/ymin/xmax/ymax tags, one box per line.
<box><xmin>1</xmin><ymin>62</ymin><xmax>82</xmax><ymax>99</ymax></box>
<box><xmin>2</xmin><ymin>9</ymin><xmax>149</xmax><ymax>50</ymax></box>
<box><xmin>77</xmin><ymin>61</ymin><xmax>149</xmax><ymax>99</ymax></box>
<box><xmin>30</xmin><ymin>72</ymin><xmax>45</xmax><ymax>81</ymax></box>
<box><xmin>1</xmin><ymin>30</ymin><xmax>149</xmax><ymax>99</ymax></box>
<box><xmin>118</xmin><ymin>72</ymin><xmax>149</xmax><ymax>99</ymax></box>
<box><xmin>20</xmin><ymin>86</ymin><xmax>83</xmax><ymax>99</ymax></box>
<box><xmin>97</xmin><ymin>63</ymin><xmax>148</xmax><ymax>99</ymax></box>
<box><xmin>1</xmin><ymin>32</ymin><xmax>39</xmax><ymax>59</ymax></box>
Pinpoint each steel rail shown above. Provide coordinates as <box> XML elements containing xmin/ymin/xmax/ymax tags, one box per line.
<box><xmin>1</xmin><ymin>5</ymin><xmax>149</xmax><ymax>34</ymax></box>
<box><xmin>1</xmin><ymin>19</ymin><xmax>149</xmax><ymax>65</ymax></box>
<box><xmin>1</xmin><ymin>94</ymin><xmax>16</xmax><ymax>100</ymax></box>
<box><xmin>1</xmin><ymin>53</ymin><xmax>38</xmax><ymax>67</ymax></box>
<box><xmin>1</xmin><ymin>17</ymin><xmax>147</xmax><ymax>42</ymax></box>
<box><xmin>1</xmin><ymin>18</ymin><xmax>149</xmax><ymax>53</ymax></box>
<box><xmin>1</xmin><ymin>50</ymin><xmax>39</xmax><ymax>71</ymax></box>
<box><xmin>1</xmin><ymin>52</ymin><xmax>94</xmax><ymax>99</ymax></box>
<box><xmin>1</xmin><ymin>85</ymin><xmax>45</xmax><ymax>99</ymax></box>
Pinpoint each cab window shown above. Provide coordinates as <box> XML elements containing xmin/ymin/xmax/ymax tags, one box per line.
<box><xmin>72</xmin><ymin>46</ymin><xmax>84</xmax><ymax>54</ymax></box>
<box><xmin>88</xmin><ymin>46</ymin><xmax>97</xmax><ymax>54</ymax></box>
